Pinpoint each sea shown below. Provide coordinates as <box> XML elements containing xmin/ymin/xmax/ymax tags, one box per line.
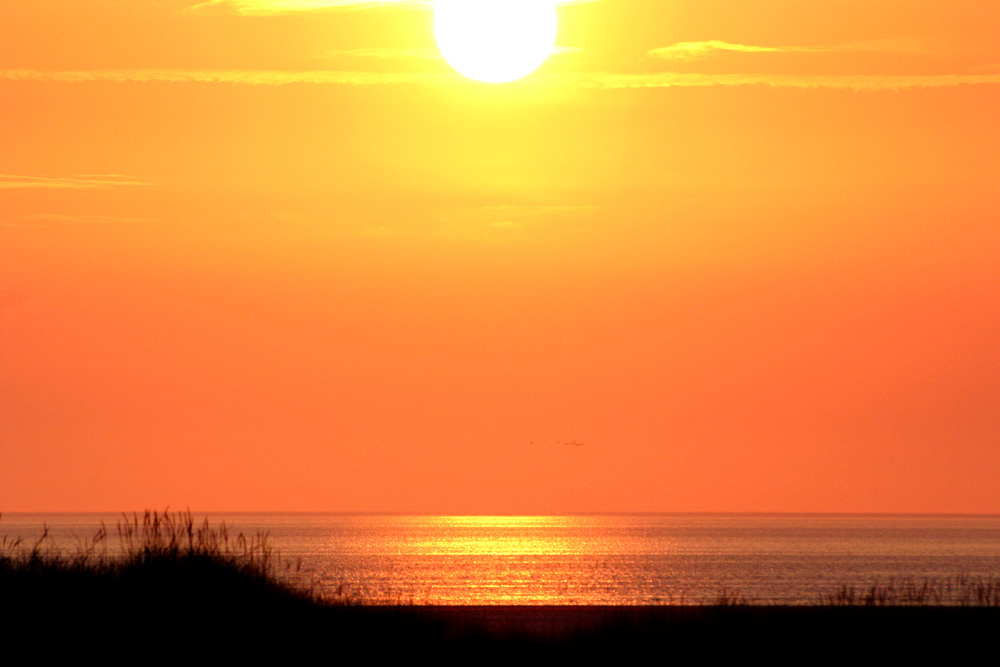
<box><xmin>4</xmin><ymin>513</ymin><xmax>1000</xmax><ymax>605</ymax></box>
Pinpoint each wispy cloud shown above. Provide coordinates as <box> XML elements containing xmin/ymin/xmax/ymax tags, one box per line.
<box><xmin>649</xmin><ymin>38</ymin><xmax>942</xmax><ymax>62</ymax></box>
<box><xmin>185</xmin><ymin>0</ymin><xmax>588</xmax><ymax>15</ymax></box>
<box><xmin>5</xmin><ymin>69</ymin><xmax>1000</xmax><ymax>92</ymax></box>
<box><xmin>649</xmin><ymin>41</ymin><xmax>817</xmax><ymax>62</ymax></box>
<box><xmin>318</xmin><ymin>44</ymin><xmax>577</xmax><ymax>61</ymax></box>
<box><xmin>563</xmin><ymin>72</ymin><xmax>1000</xmax><ymax>92</ymax></box>
<box><xmin>186</xmin><ymin>0</ymin><xmax>430</xmax><ymax>15</ymax></box>
<box><xmin>0</xmin><ymin>174</ymin><xmax>153</xmax><ymax>189</ymax></box>
<box><xmin>440</xmin><ymin>202</ymin><xmax>598</xmax><ymax>234</ymax></box>
<box><xmin>323</xmin><ymin>47</ymin><xmax>440</xmax><ymax>60</ymax></box>
<box><xmin>552</xmin><ymin>45</ymin><xmax>584</xmax><ymax>56</ymax></box>
<box><xmin>24</xmin><ymin>213</ymin><xmax>154</xmax><ymax>224</ymax></box>
<box><xmin>0</xmin><ymin>69</ymin><xmax>452</xmax><ymax>86</ymax></box>
<box><xmin>479</xmin><ymin>204</ymin><xmax>597</xmax><ymax>214</ymax></box>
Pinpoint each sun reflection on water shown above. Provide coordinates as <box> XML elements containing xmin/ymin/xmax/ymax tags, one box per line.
<box><xmin>311</xmin><ymin>515</ymin><xmax>683</xmax><ymax>604</ymax></box>
<box><xmin>405</xmin><ymin>515</ymin><xmax>582</xmax><ymax>557</ymax></box>
<box><xmin>8</xmin><ymin>514</ymin><xmax>1000</xmax><ymax>605</ymax></box>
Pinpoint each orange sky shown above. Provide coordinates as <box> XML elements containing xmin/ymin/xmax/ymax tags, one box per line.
<box><xmin>2</xmin><ymin>0</ymin><xmax>999</xmax><ymax>513</ymax></box>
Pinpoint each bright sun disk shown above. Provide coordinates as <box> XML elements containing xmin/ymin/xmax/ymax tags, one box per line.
<box><xmin>434</xmin><ymin>0</ymin><xmax>558</xmax><ymax>84</ymax></box>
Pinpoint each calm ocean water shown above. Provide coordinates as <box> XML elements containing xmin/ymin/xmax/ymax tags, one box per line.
<box><xmin>4</xmin><ymin>513</ymin><xmax>1000</xmax><ymax>605</ymax></box>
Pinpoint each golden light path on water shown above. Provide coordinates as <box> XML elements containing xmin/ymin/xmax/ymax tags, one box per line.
<box><xmin>343</xmin><ymin>516</ymin><xmax>619</xmax><ymax>604</ymax></box>
<box><xmin>6</xmin><ymin>514</ymin><xmax>1000</xmax><ymax>605</ymax></box>
<box><xmin>307</xmin><ymin>515</ymin><xmax>1000</xmax><ymax>605</ymax></box>
<box><xmin>324</xmin><ymin>516</ymin><xmax>680</xmax><ymax>605</ymax></box>
<box><xmin>410</xmin><ymin>516</ymin><xmax>579</xmax><ymax>556</ymax></box>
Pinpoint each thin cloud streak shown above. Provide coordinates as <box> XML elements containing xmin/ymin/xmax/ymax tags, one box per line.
<box><xmin>25</xmin><ymin>214</ymin><xmax>154</xmax><ymax>224</ymax></box>
<box><xmin>552</xmin><ymin>45</ymin><xmax>584</xmax><ymax>56</ymax></box>
<box><xmin>0</xmin><ymin>174</ymin><xmax>153</xmax><ymax>189</ymax></box>
<box><xmin>325</xmin><ymin>47</ymin><xmax>441</xmax><ymax>59</ymax></box>
<box><xmin>186</xmin><ymin>0</ymin><xmax>431</xmax><ymax>15</ymax></box>
<box><xmin>565</xmin><ymin>72</ymin><xmax>1000</xmax><ymax>91</ymax></box>
<box><xmin>5</xmin><ymin>69</ymin><xmax>1000</xmax><ymax>91</ymax></box>
<box><xmin>480</xmin><ymin>204</ymin><xmax>597</xmax><ymax>214</ymax></box>
<box><xmin>0</xmin><ymin>69</ymin><xmax>453</xmax><ymax>86</ymax></box>
<box><xmin>649</xmin><ymin>38</ymin><xmax>955</xmax><ymax>62</ymax></box>
<box><xmin>319</xmin><ymin>45</ymin><xmax>578</xmax><ymax>60</ymax></box>
<box><xmin>650</xmin><ymin>41</ymin><xmax>815</xmax><ymax>62</ymax></box>
<box><xmin>185</xmin><ymin>0</ymin><xmax>590</xmax><ymax>15</ymax></box>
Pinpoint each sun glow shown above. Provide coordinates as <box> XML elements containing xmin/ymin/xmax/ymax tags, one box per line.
<box><xmin>434</xmin><ymin>0</ymin><xmax>558</xmax><ymax>84</ymax></box>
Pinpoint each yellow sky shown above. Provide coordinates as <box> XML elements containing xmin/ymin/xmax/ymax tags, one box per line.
<box><xmin>2</xmin><ymin>0</ymin><xmax>999</xmax><ymax>513</ymax></box>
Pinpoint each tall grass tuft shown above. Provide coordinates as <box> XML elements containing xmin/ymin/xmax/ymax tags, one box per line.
<box><xmin>0</xmin><ymin>508</ymin><xmax>348</xmax><ymax>639</ymax></box>
<box><xmin>0</xmin><ymin>511</ymin><xmax>440</xmax><ymax>657</ymax></box>
<box><xmin>822</xmin><ymin>575</ymin><xmax>1000</xmax><ymax>607</ymax></box>
<box><xmin>2</xmin><ymin>510</ymin><xmax>303</xmax><ymax>585</ymax></box>
<box><xmin>114</xmin><ymin>509</ymin><xmax>280</xmax><ymax>577</ymax></box>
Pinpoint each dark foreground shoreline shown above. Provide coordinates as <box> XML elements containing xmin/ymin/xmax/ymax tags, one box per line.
<box><xmin>391</xmin><ymin>603</ymin><xmax>1000</xmax><ymax>639</ymax></box>
<box><xmin>342</xmin><ymin>605</ymin><xmax>1000</xmax><ymax>658</ymax></box>
<box><xmin>4</xmin><ymin>512</ymin><xmax>996</xmax><ymax>661</ymax></box>
<box><xmin>7</xmin><ymin>601</ymin><xmax>998</xmax><ymax>662</ymax></box>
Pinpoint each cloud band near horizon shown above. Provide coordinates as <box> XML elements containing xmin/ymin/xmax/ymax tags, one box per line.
<box><xmin>0</xmin><ymin>174</ymin><xmax>153</xmax><ymax>189</ymax></box>
<box><xmin>185</xmin><ymin>0</ymin><xmax>590</xmax><ymax>15</ymax></box>
<box><xmin>5</xmin><ymin>69</ymin><xmax>1000</xmax><ymax>91</ymax></box>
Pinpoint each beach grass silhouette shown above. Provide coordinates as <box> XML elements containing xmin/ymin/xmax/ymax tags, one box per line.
<box><xmin>3</xmin><ymin>510</ymin><xmax>999</xmax><ymax>660</ymax></box>
<box><xmin>1</xmin><ymin>510</ymin><xmax>330</xmax><ymax>623</ymax></box>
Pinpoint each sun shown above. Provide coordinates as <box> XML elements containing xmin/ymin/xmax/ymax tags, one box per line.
<box><xmin>434</xmin><ymin>0</ymin><xmax>558</xmax><ymax>84</ymax></box>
